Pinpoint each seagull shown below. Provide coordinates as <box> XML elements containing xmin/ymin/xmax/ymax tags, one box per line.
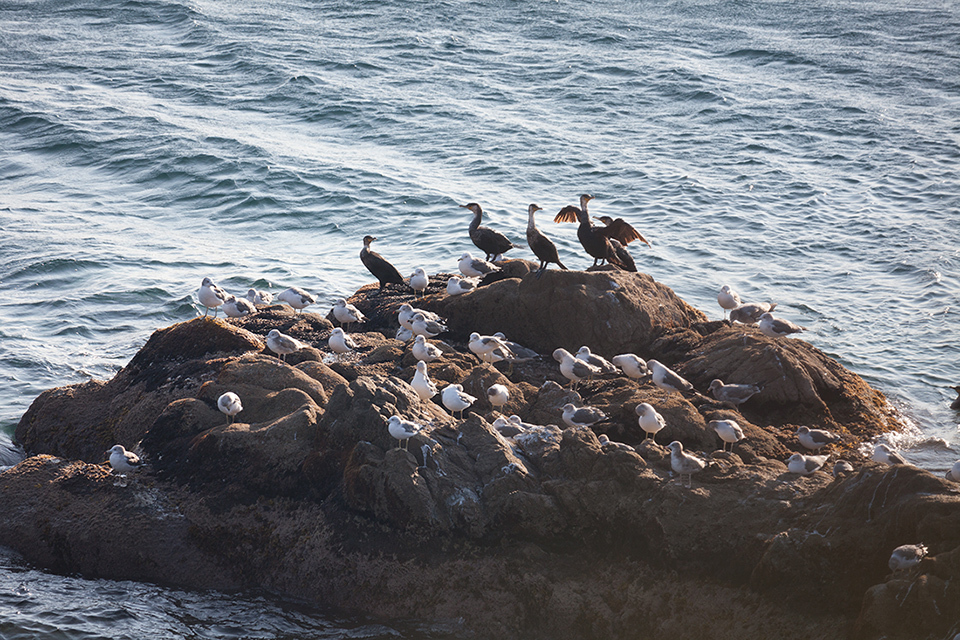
<box><xmin>553</xmin><ymin>348</ymin><xmax>601</xmax><ymax>388</ymax></box>
<box><xmin>266</xmin><ymin>329</ymin><xmax>307</xmax><ymax>362</ymax></box>
<box><xmin>872</xmin><ymin>443</ymin><xmax>908</xmax><ymax>466</ymax></box>
<box><xmin>758</xmin><ymin>312</ymin><xmax>805</xmax><ymax>339</ymax></box>
<box><xmin>412</xmin><ymin>335</ymin><xmax>443</xmax><ymax>362</ymax></box>
<box><xmin>411</xmin><ymin>360</ymin><xmax>439</xmax><ymax>402</ymax></box>
<box><xmin>598</xmin><ymin>434</ymin><xmax>635</xmax><ymax>452</ymax></box>
<box><xmin>361</xmin><ymin>235</ymin><xmax>405</xmax><ymax>292</ymax></box>
<box><xmin>946</xmin><ymin>460</ymin><xmax>960</xmax><ymax>483</ymax></box>
<box><xmin>411</xmin><ymin>312</ymin><xmax>447</xmax><ymax>338</ymax></box>
<box><xmin>710</xmin><ymin>419</ymin><xmax>744</xmax><ymax>452</ymax></box>
<box><xmin>328</xmin><ymin>327</ymin><xmax>356</xmax><ymax>354</ymax></box>
<box><xmin>217</xmin><ymin>392</ymin><xmax>243</xmax><ymax>424</ymax></box>
<box><xmin>462</xmin><ymin>202</ymin><xmax>517</xmax><ymax>261</ymax></box>
<box><xmin>276</xmin><ymin>286</ymin><xmax>315</xmax><ymax>313</ymax></box>
<box><xmin>410</xmin><ymin>267</ymin><xmax>429</xmax><ymax>298</ymax></box>
<box><xmin>245</xmin><ymin>288</ymin><xmax>273</xmax><ymax>307</ymax></box>
<box><xmin>612</xmin><ymin>354</ymin><xmax>648</xmax><ymax>380</ymax></box>
<box><xmin>398</xmin><ymin>304</ymin><xmax>444</xmax><ymax>330</ymax></box>
<box><xmin>458</xmin><ymin>252</ymin><xmax>499</xmax><ymax>278</ymax></box>
<box><xmin>493</xmin><ymin>416</ymin><xmax>525</xmax><ymax>438</ymax></box>
<box><xmin>717</xmin><ymin>285</ymin><xmax>741</xmax><ymax>319</ymax></box>
<box><xmin>647</xmin><ymin>359</ymin><xmax>694</xmax><ymax>394</ymax></box>
<box><xmin>106</xmin><ymin>444</ymin><xmax>144</xmax><ymax>474</ymax></box>
<box><xmin>442</xmin><ymin>383</ymin><xmax>476</xmax><ymax>418</ymax></box>
<box><xmin>796</xmin><ymin>426</ymin><xmax>841</xmax><ymax>451</ymax></box>
<box><xmin>888</xmin><ymin>544</ymin><xmax>927</xmax><ymax>572</ymax></box>
<box><xmin>666</xmin><ymin>441</ymin><xmax>705</xmax><ymax>488</ymax></box>
<box><xmin>387</xmin><ymin>415</ymin><xmax>423</xmax><ymax>450</ymax></box>
<box><xmin>492</xmin><ymin>333</ymin><xmax>538</xmax><ymax>361</ymax></box>
<box><xmin>729</xmin><ymin>302</ymin><xmax>777</xmax><ymax>325</ymax></box>
<box><xmin>396</xmin><ymin>326</ymin><xmax>413</xmax><ymax>341</ymax></box>
<box><xmin>786</xmin><ymin>453</ymin><xmax>828</xmax><ymax>476</ymax></box>
<box><xmin>562</xmin><ymin>403</ymin><xmax>608</xmax><ymax>429</ymax></box>
<box><xmin>332</xmin><ymin>298</ymin><xmax>365</xmax><ymax>331</ymax></box>
<box><xmin>222</xmin><ymin>294</ymin><xmax>257</xmax><ymax>318</ymax></box>
<box><xmin>525</xmin><ymin>203</ymin><xmax>567</xmax><ymax>277</ymax></box>
<box><xmin>708</xmin><ymin>379</ymin><xmax>761</xmax><ymax>406</ymax></box>
<box><xmin>198</xmin><ymin>277</ymin><xmax>228</xmax><ymax>316</ymax></box>
<box><xmin>575</xmin><ymin>346</ymin><xmax>618</xmax><ymax>375</ymax></box>
<box><xmin>469</xmin><ymin>332</ymin><xmax>515</xmax><ymax>363</ymax></box>
<box><xmin>635</xmin><ymin>403</ymin><xmax>666</xmax><ymax>443</ymax></box>
<box><xmin>833</xmin><ymin>460</ymin><xmax>855</xmax><ymax>477</ymax></box>
<box><xmin>487</xmin><ymin>384</ymin><xmax>510</xmax><ymax>408</ymax></box>
<box><xmin>446</xmin><ymin>276</ymin><xmax>477</xmax><ymax>296</ymax></box>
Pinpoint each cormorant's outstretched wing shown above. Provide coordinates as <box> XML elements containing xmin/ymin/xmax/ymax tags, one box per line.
<box><xmin>554</xmin><ymin>206</ymin><xmax>581</xmax><ymax>224</ymax></box>
<box><xmin>597</xmin><ymin>217</ymin><xmax>650</xmax><ymax>246</ymax></box>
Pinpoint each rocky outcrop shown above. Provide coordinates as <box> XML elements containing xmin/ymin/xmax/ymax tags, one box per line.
<box><xmin>4</xmin><ymin>267</ymin><xmax>957</xmax><ymax>640</ymax></box>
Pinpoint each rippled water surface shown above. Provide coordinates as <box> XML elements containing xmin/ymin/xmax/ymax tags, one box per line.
<box><xmin>1</xmin><ymin>0</ymin><xmax>959</xmax><ymax>634</ymax></box>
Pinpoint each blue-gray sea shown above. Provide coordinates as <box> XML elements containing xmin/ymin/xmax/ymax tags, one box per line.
<box><xmin>1</xmin><ymin>0</ymin><xmax>958</xmax><ymax>635</ymax></box>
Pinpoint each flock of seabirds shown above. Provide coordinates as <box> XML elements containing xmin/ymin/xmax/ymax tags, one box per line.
<box><xmin>102</xmin><ymin>196</ymin><xmax>956</xmax><ymax>574</ymax></box>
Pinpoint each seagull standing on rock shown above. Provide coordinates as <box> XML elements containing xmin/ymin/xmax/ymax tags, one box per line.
<box><xmin>106</xmin><ymin>444</ymin><xmax>144</xmax><ymax>474</ymax></box>
<box><xmin>575</xmin><ymin>346</ymin><xmax>618</xmax><ymax>375</ymax></box>
<box><xmin>469</xmin><ymin>332</ymin><xmax>515</xmax><ymax>363</ymax></box>
<box><xmin>277</xmin><ymin>286</ymin><xmax>315</xmax><ymax>313</ymax></box>
<box><xmin>562</xmin><ymin>403</ymin><xmax>608</xmax><ymax>429</ymax></box>
<box><xmin>333</xmin><ymin>299</ymin><xmax>365</xmax><ymax>331</ymax></box>
<box><xmin>412</xmin><ymin>335</ymin><xmax>443</xmax><ymax>362</ymax></box>
<box><xmin>612</xmin><ymin>354</ymin><xmax>648</xmax><ymax>380</ymax></box>
<box><xmin>446</xmin><ymin>276</ymin><xmax>477</xmax><ymax>296</ymax></box>
<box><xmin>328</xmin><ymin>327</ymin><xmax>356</xmax><ymax>354</ymax></box>
<box><xmin>410</xmin><ymin>268</ymin><xmax>429</xmax><ymax>298</ymax></box>
<box><xmin>710</xmin><ymin>419</ymin><xmax>744</xmax><ymax>451</ymax></box>
<box><xmin>553</xmin><ymin>348</ymin><xmax>601</xmax><ymax>388</ymax></box>
<box><xmin>245</xmin><ymin>288</ymin><xmax>273</xmax><ymax>307</ymax></box>
<box><xmin>718</xmin><ymin>285</ymin><xmax>741</xmax><ymax>319</ymax></box>
<box><xmin>872</xmin><ymin>443</ymin><xmax>908</xmax><ymax>465</ymax></box>
<box><xmin>398</xmin><ymin>304</ymin><xmax>443</xmax><ymax>330</ymax></box>
<box><xmin>387</xmin><ymin>415</ymin><xmax>423</xmax><ymax>450</ymax></box>
<box><xmin>411</xmin><ymin>360</ymin><xmax>439</xmax><ymax>402</ymax></box>
<box><xmin>458</xmin><ymin>252</ymin><xmax>500</xmax><ymax>278</ymax></box>
<box><xmin>796</xmin><ymin>426</ymin><xmax>841</xmax><ymax>451</ymax></box>
<box><xmin>708</xmin><ymin>379</ymin><xmax>761</xmax><ymax>406</ymax></box>
<box><xmin>946</xmin><ymin>460</ymin><xmax>960</xmax><ymax>483</ymax></box>
<box><xmin>647</xmin><ymin>360</ymin><xmax>694</xmax><ymax>394</ymax></box>
<box><xmin>442</xmin><ymin>383</ymin><xmax>476</xmax><ymax>418</ymax></box>
<box><xmin>222</xmin><ymin>294</ymin><xmax>257</xmax><ymax>318</ymax></box>
<box><xmin>888</xmin><ymin>544</ymin><xmax>927</xmax><ymax>571</ymax></box>
<box><xmin>635</xmin><ymin>403</ymin><xmax>666</xmax><ymax>443</ymax></box>
<box><xmin>667</xmin><ymin>441</ymin><xmax>705</xmax><ymax>488</ymax></box>
<box><xmin>217</xmin><ymin>392</ymin><xmax>243</xmax><ymax>424</ymax></box>
<box><xmin>787</xmin><ymin>453</ymin><xmax>828</xmax><ymax>476</ymax></box>
<box><xmin>411</xmin><ymin>313</ymin><xmax>447</xmax><ymax>338</ymax></box>
<box><xmin>487</xmin><ymin>384</ymin><xmax>510</xmax><ymax>409</ymax></box>
<box><xmin>198</xmin><ymin>277</ymin><xmax>228</xmax><ymax>316</ymax></box>
<box><xmin>729</xmin><ymin>302</ymin><xmax>777</xmax><ymax>325</ymax></box>
<box><xmin>266</xmin><ymin>329</ymin><xmax>307</xmax><ymax>362</ymax></box>
<box><xmin>759</xmin><ymin>312</ymin><xmax>805</xmax><ymax>339</ymax></box>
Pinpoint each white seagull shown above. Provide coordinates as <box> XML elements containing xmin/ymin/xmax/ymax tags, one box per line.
<box><xmin>666</xmin><ymin>441</ymin><xmax>705</xmax><ymax>488</ymax></box>
<box><xmin>411</xmin><ymin>312</ymin><xmax>447</xmax><ymax>338</ymax></box>
<box><xmin>797</xmin><ymin>426</ymin><xmax>841</xmax><ymax>451</ymax></box>
<box><xmin>888</xmin><ymin>544</ymin><xmax>927</xmax><ymax>572</ymax></box>
<box><xmin>575</xmin><ymin>346</ymin><xmax>618</xmax><ymax>375</ymax></box>
<box><xmin>412</xmin><ymin>334</ymin><xmax>443</xmax><ymax>362</ymax></box>
<box><xmin>708</xmin><ymin>379</ymin><xmax>761</xmax><ymax>406</ymax></box>
<box><xmin>833</xmin><ymin>460</ymin><xmax>855</xmax><ymax>477</ymax></box>
<box><xmin>945</xmin><ymin>460</ymin><xmax>960</xmax><ymax>483</ymax></box>
<box><xmin>635</xmin><ymin>403</ymin><xmax>666</xmax><ymax>443</ymax></box>
<box><xmin>106</xmin><ymin>444</ymin><xmax>144</xmax><ymax>474</ymax></box>
<box><xmin>398</xmin><ymin>304</ymin><xmax>443</xmax><ymax>330</ymax></box>
<box><xmin>222</xmin><ymin>294</ymin><xmax>256</xmax><ymax>318</ymax></box>
<box><xmin>446</xmin><ymin>276</ymin><xmax>477</xmax><ymax>296</ymax></box>
<box><xmin>198</xmin><ymin>277</ymin><xmax>228</xmax><ymax>316</ymax></box>
<box><xmin>553</xmin><ymin>348</ymin><xmax>601</xmax><ymax>388</ymax></box>
<box><xmin>245</xmin><ymin>288</ymin><xmax>273</xmax><ymax>307</ymax></box>
<box><xmin>276</xmin><ymin>286</ymin><xmax>316</xmax><ymax>313</ymax></box>
<box><xmin>409</xmin><ymin>268</ymin><xmax>429</xmax><ymax>297</ymax></box>
<box><xmin>729</xmin><ymin>302</ymin><xmax>776</xmax><ymax>325</ymax></box>
<box><xmin>266</xmin><ymin>329</ymin><xmax>307</xmax><ymax>362</ymax></box>
<box><xmin>872</xmin><ymin>443</ymin><xmax>908</xmax><ymax>466</ymax></box>
<box><xmin>487</xmin><ymin>383</ymin><xmax>510</xmax><ymax>408</ymax></box>
<box><xmin>469</xmin><ymin>332</ymin><xmax>515</xmax><ymax>363</ymax></box>
<box><xmin>598</xmin><ymin>434</ymin><xmax>635</xmax><ymax>452</ymax></box>
<box><xmin>396</xmin><ymin>326</ymin><xmax>414</xmax><ymax>342</ymax></box>
<box><xmin>458</xmin><ymin>252</ymin><xmax>499</xmax><ymax>278</ymax></box>
<box><xmin>786</xmin><ymin>453</ymin><xmax>828</xmax><ymax>476</ymax></box>
<box><xmin>710</xmin><ymin>419</ymin><xmax>744</xmax><ymax>452</ymax></box>
<box><xmin>758</xmin><ymin>312</ymin><xmax>805</xmax><ymax>339</ymax></box>
<box><xmin>411</xmin><ymin>360</ymin><xmax>439</xmax><ymax>402</ymax></box>
<box><xmin>647</xmin><ymin>359</ymin><xmax>694</xmax><ymax>394</ymax></box>
<box><xmin>333</xmin><ymin>298</ymin><xmax>365</xmax><ymax>331</ymax></box>
<box><xmin>717</xmin><ymin>285</ymin><xmax>741</xmax><ymax>319</ymax></box>
<box><xmin>328</xmin><ymin>327</ymin><xmax>356</xmax><ymax>354</ymax></box>
<box><xmin>561</xmin><ymin>403</ymin><xmax>607</xmax><ymax>429</ymax></box>
<box><xmin>387</xmin><ymin>415</ymin><xmax>423</xmax><ymax>450</ymax></box>
<box><xmin>441</xmin><ymin>383</ymin><xmax>476</xmax><ymax>418</ymax></box>
<box><xmin>612</xmin><ymin>354</ymin><xmax>648</xmax><ymax>380</ymax></box>
<box><xmin>217</xmin><ymin>392</ymin><xmax>243</xmax><ymax>424</ymax></box>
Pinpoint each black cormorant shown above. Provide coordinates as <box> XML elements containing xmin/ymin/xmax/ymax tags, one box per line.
<box><xmin>461</xmin><ymin>202</ymin><xmax>517</xmax><ymax>261</ymax></box>
<box><xmin>554</xmin><ymin>194</ymin><xmax>628</xmax><ymax>269</ymax></box>
<box><xmin>525</xmin><ymin>203</ymin><xmax>567</xmax><ymax>277</ymax></box>
<box><xmin>360</xmin><ymin>235</ymin><xmax>405</xmax><ymax>292</ymax></box>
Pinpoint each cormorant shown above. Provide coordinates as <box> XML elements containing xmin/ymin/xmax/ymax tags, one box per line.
<box><xmin>461</xmin><ymin>202</ymin><xmax>517</xmax><ymax>261</ymax></box>
<box><xmin>525</xmin><ymin>204</ymin><xmax>567</xmax><ymax>277</ymax></box>
<box><xmin>554</xmin><ymin>194</ymin><xmax>632</xmax><ymax>270</ymax></box>
<box><xmin>594</xmin><ymin>214</ymin><xmax>649</xmax><ymax>273</ymax></box>
<box><xmin>360</xmin><ymin>235</ymin><xmax>405</xmax><ymax>292</ymax></box>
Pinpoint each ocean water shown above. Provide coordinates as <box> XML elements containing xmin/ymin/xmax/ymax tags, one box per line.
<box><xmin>1</xmin><ymin>0</ymin><xmax>959</xmax><ymax>634</ymax></box>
